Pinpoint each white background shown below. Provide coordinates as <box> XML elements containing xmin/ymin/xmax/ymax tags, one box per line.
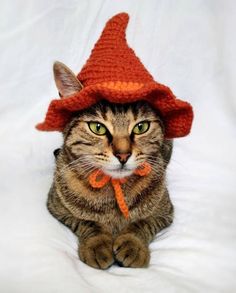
<box><xmin>0</xmin><ymin>0</ymin><xmax>236</xmax><ymax>292</ymax></box>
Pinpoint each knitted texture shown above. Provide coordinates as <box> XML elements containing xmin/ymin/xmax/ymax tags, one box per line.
<box><xmin>78</xmin><ymin>13</ymin><xmax>153</xmax><ymax>86</ymax></box>
<box><xmin>36</xmin><ymin>13</ymin><xmax>193</xmax><ymax>138</ymax></box>
<box><xmin>89</xmin><ymin>162</ymin><xmax>152</xmax><ymax>218</ymax></box>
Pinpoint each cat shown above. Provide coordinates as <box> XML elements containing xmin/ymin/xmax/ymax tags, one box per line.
<box><xmin>47</xmin><ymin>61</ymin><xmax>174</xmax><ymax>269</ymax></box>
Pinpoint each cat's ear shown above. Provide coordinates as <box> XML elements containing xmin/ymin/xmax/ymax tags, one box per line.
<box><xmin>53</xmin><ymin>61</ymin><xmax>83</xmax><ymax>97</ymax></box>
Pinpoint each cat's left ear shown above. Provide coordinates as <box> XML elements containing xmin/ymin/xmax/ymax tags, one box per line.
<box><xmin>53</xmin><ymin>61</ymin><xmax>83</xmax><ymax>97</ymax></box>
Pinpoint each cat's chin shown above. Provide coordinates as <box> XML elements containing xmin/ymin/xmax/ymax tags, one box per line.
<box><xmin>102</xmin><ymin>168</ymin><xmax>134</xmax><ymax>179</ymax></box>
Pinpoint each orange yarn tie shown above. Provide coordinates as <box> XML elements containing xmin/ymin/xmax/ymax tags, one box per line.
<box><xmin>89</xmin><ymin>162</ymin><xmax>151</xmax><ymax>219</ymax></box>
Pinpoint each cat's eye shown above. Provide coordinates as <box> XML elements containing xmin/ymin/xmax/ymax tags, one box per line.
<box><xmin>88</xmin><ymin>122</ymin><xmax>107</xmax><ymax>135</ymax></box>
<box><xmin>132</xmin><ymin>121</ymin><xmax>150</xmax><ymax>135</ymax></box>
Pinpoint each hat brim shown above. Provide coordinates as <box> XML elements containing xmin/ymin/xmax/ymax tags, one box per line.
<box><xmin>36</xmin><ymin>81</ymin><xmax>193</xmax><ymax>138</ymax></box>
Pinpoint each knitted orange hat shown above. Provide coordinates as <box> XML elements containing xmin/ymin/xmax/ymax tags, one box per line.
<box><xmin>36</xmin><ymin>13</ymin><xmax>193</xmax><ymax>138</ymax></box>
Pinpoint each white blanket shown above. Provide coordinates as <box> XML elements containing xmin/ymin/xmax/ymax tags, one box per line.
<box><xmin>1</xmin><ymin>0</ymin><xmax>236</xmax><ymax>292</ymax></box>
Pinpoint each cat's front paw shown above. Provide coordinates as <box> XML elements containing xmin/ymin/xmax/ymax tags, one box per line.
<box><xmin>113</xmin><ymin>233</ymin><xmax>150</xmax><ymax>268</ymax></box>
<box><xmin>79</xmin><ymin>234</ymin><xmax>114</xmax><ymax>269</ymax></box>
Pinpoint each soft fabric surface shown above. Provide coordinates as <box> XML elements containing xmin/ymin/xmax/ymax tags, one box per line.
<box><xmin>0</xmin><ymin>1</ymin><xmax>235</xmax><ymax>292</ymax></box>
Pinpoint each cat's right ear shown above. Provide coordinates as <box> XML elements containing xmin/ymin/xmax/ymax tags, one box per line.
<box><xmin>53</xmin><ymin>61</ymin><xmax>83</xmax><ymax>97</ymax></box>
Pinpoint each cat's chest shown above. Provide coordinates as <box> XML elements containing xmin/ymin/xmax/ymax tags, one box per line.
<box><xmin>56</xmin><ymin>169</ymin><xmax>162</xmax><ymax>229</ymax></box>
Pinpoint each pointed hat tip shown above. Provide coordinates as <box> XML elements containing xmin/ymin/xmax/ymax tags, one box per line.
<box><xmin>112</xmin><ymin>12</ymin><xmax>129</xmax><ymax>21</ymax></box>
<box><xmin>106</xmin><ymin>12</ymin><xmax>129</xmax><ymax>28</ymax></box>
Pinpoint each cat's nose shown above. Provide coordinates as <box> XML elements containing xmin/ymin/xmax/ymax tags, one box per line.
<box><xmin>115</xmin><ymin>153</ymin><xmax>131</xmax><ymax>164</ymax></box>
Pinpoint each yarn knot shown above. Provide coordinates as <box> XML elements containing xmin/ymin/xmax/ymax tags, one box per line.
<box><xmin>89</xmin><ymin>162</ymin><xmax>151</xmax><ymax>219</ymax></box>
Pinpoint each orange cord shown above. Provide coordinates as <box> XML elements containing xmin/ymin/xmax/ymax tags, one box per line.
<box><xmin>111</xmin><ymin>179</ymin><xmax>129</xmax><ymax>218</ymax></box>
<box><xmin>89</xmin><ymin>169</ymin><xmax>110</xmax><ymax>188</ymax></box>
<box><xmin>134</xmin><ymin>161</ymin><xmax>152</xmax><ymax>176</ymax></box>
<box><xmin>88</xmin><ymin>162</ymin><xmax>151</xmax><ymax>219</ymax></box>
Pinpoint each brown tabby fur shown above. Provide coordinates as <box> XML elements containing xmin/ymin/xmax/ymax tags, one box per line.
<box><xmin>47</xmin><ymin>100</ymin><xmax>174</xmax><ymax>269</ymax></box>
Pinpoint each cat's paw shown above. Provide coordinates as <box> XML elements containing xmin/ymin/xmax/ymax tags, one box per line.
<box><xmin>113</xmin><ymin>233</ymin><xmax>150</xmax><ymax>268</ymax></box>
<box><xmin>79</xmin><ymin>234</ymin><xmax>114</xmax><ymax>269</ymax></box>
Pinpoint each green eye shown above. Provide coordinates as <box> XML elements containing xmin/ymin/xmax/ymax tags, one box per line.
<box><xmin>132</xmin><ymin>121</ymin><xmax>150</xmax><ymax>135</ymax></box>
<box><xmin>88</xmin><ymin>122</ymin><xmax>107</xmax><ymax>135</ymax></box>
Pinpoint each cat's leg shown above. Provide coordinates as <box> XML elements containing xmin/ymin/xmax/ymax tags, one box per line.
<box><xmin>78</xmin><ymin>221</ymin><xmax>114</xmax><ymax>269</ymax></box>
<box><xmin>47</xmin><ymin>186</ymin><xmax>114</xmax><ymax>269</ymax></box>
<box><xmin>113</xmin><ymin>195</ymin><xmax>174</xmax><ymax>268</ymax></box>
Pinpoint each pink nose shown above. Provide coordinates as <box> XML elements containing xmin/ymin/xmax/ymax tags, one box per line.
<box><xmin>115</xmin><ymin>153</ymin><xmax>131</xmax><ymax>164</ymax></box>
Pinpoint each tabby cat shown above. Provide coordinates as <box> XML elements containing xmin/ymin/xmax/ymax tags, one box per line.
<box><xmin>47</xmin><ymin>62</ymin><xmax>174</xmax><ymax>269</ymax></box>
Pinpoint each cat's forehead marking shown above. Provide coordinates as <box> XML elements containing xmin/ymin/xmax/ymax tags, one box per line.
<box><xmin>101</xmin><ymin>108</ymin><xmax>129</xmax><ymax>135</ymax></box>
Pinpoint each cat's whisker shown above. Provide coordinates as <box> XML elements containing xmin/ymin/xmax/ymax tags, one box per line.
<box><xmin>68</xmin><ymin>162</ymin><xmax>95</xmax><ymax>173</ymax></box>
<box><xmin>146</xmin><ymin>160</ymin><xmax>166</xmax><ymax>175</ymax></box>
<box><xmin>58</xmin><ymin>158</ymin><xmax>96</xmax><ymax>176</ymax></box>
<box><xmin>58</xmin><ymin>163</ymin><xmax>96</xmax><ymax>179</ymax></box>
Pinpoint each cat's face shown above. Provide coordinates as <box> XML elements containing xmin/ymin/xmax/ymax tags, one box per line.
<box><xmin>63</xmin><ymin>101</ymin><xmax>164</xmax><ymax>178</ymax></box>
<box><xmin>52</xmin><ymin>61</ymin><xmax>165</xmax><ymax>178</ymax></box>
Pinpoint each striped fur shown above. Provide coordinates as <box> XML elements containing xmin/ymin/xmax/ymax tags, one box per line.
<box><xmin>47</xmin><ymin>101</ymin><xmax>173</xmax><ymax>269</ymax></box>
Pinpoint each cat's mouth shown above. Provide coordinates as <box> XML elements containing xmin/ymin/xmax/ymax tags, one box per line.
<box><xmin>102</xmin><ymin>166</ymin><xmax>134</xmax><ymax>179</ymax></box>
